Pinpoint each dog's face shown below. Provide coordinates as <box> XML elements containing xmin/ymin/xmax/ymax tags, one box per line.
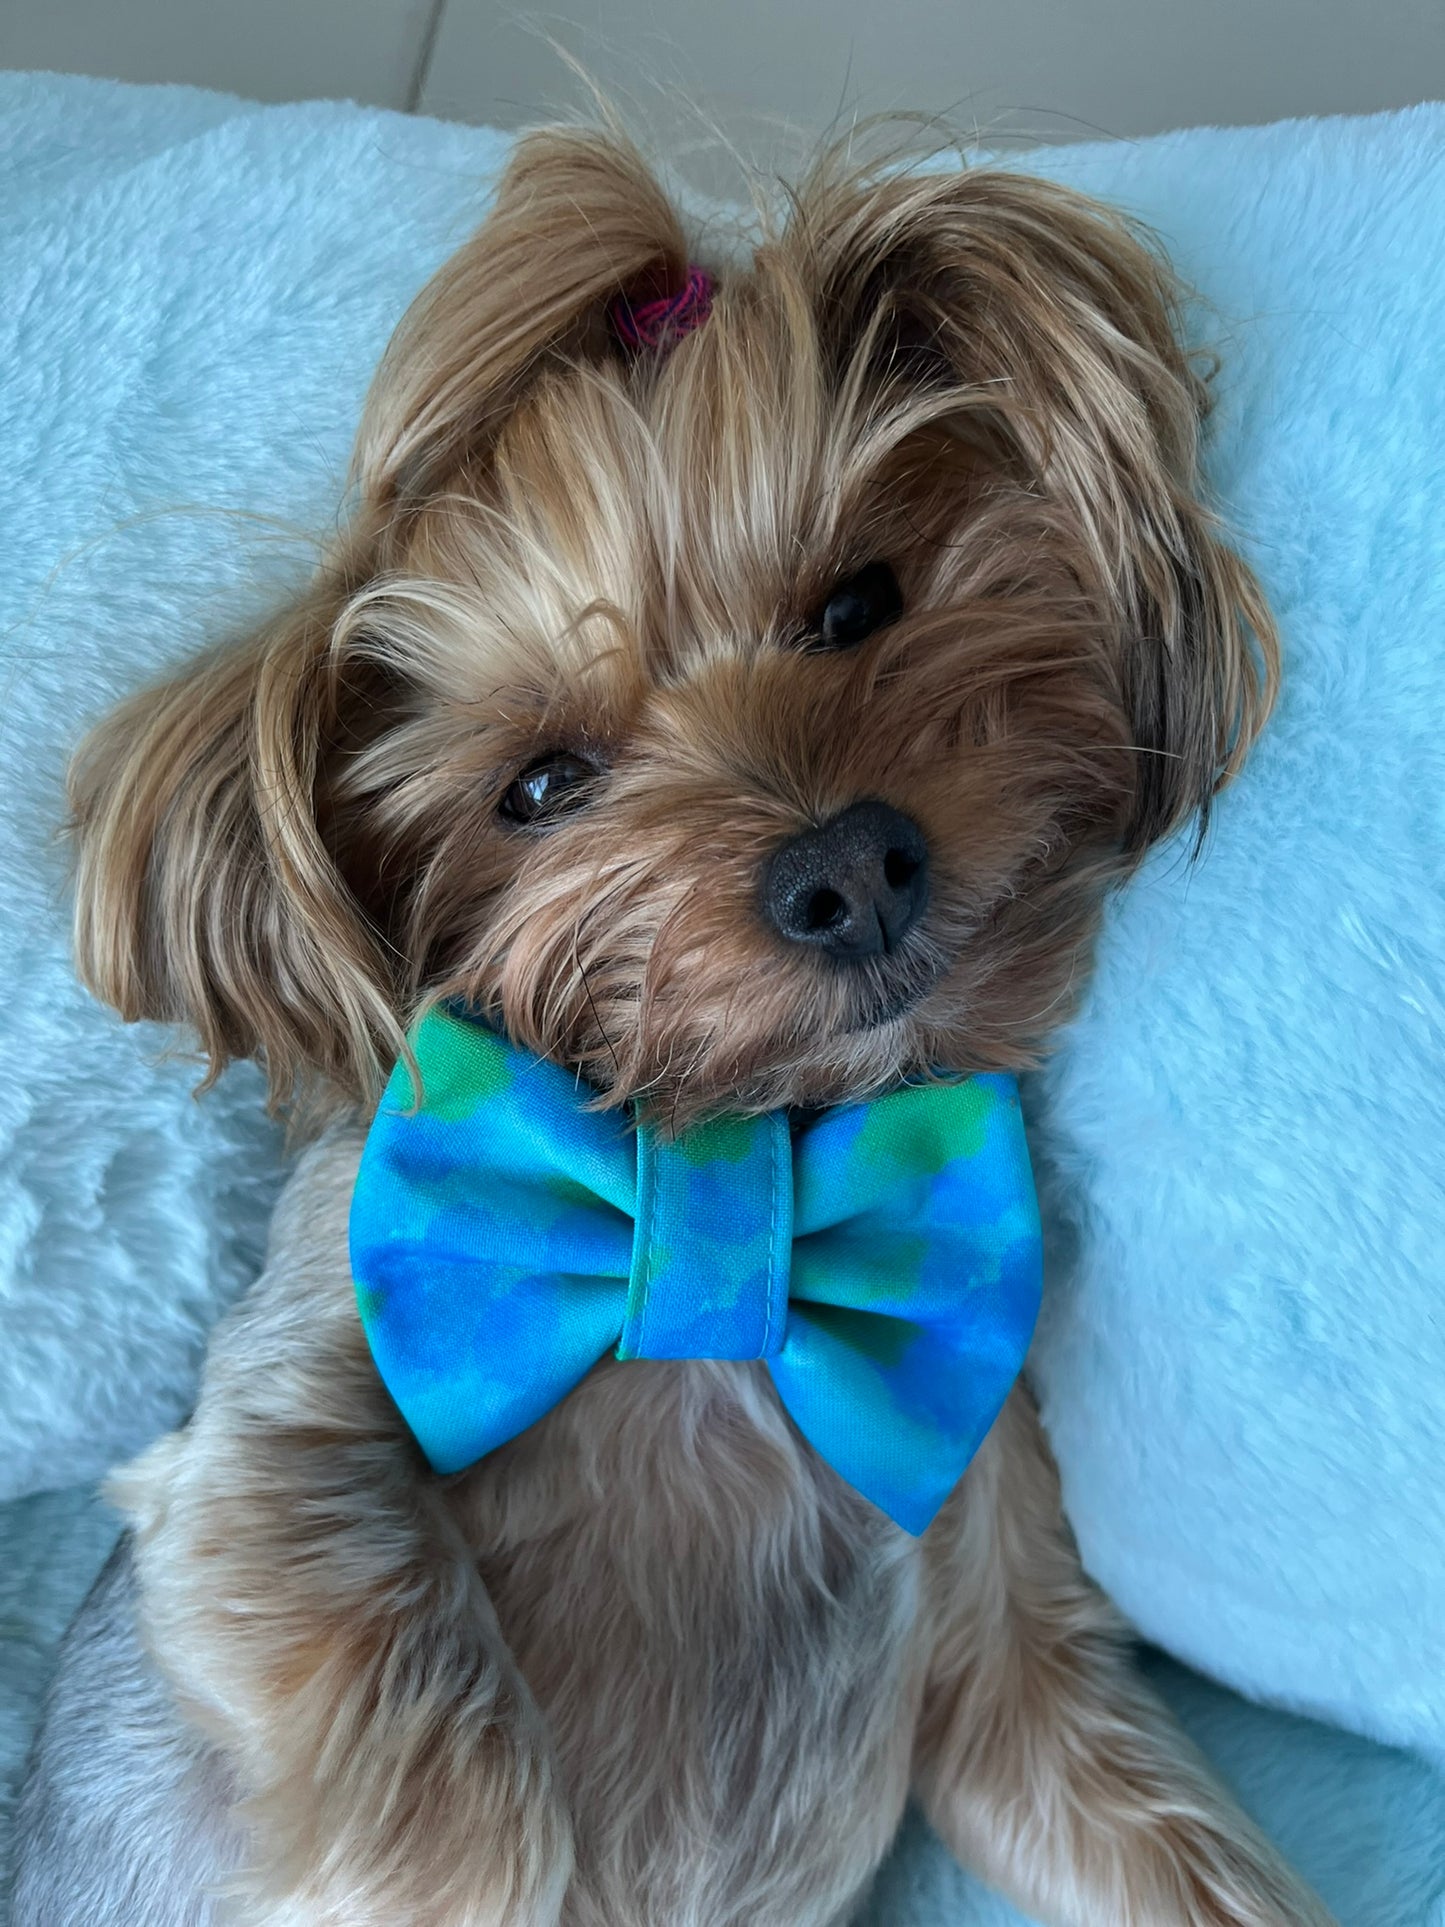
<box><xmin>335</xmin><ymin>352</ymin><xmax>1142</xmax><ymax>1123</ymax></box>
<box><xmin>71</xmin><ymin>131</ymin><xmax>1275</xmax><ymax>1124</ymax></box>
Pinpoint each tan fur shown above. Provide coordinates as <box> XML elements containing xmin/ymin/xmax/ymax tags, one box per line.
<box><xmin>78</xmin><ymin>125</ymin><xmax>1328</xmax><ymax>1923</ymax></box>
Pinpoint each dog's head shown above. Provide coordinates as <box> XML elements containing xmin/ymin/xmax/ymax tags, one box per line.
<box><xmin>72</xmin><ymin>129</ymin><xmax>1274</xmax><ymax>1125</ymax></box>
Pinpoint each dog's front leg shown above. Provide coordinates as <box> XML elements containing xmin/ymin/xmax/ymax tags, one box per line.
<box><xmin>913</xmin><ymin>1388</ymin><xmax>1333</xmax><ymax>1927</ymax></box>
<box><xmin>114</xmin><ymin>1129</ymin><xmax>572</xmax><ymax>1927</ymax></box>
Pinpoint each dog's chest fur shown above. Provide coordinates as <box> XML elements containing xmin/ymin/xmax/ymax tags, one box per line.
<box><xmin>252</xmin><ymin>1124</ymin><xmax>937</xmax><ymax>1922</ymax></box>
<box><xmin>449</xmin><ymin>1337</ymin><xmax>930</xmax><ymax>1917</ymax></box>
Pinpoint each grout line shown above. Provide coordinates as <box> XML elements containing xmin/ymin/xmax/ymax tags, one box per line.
<box><xmin>405</xmin><ymin>0</ymin><xmax>449</xmax><ymax>114</ymax></box>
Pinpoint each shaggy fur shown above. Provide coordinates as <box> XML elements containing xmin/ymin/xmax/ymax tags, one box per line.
<box><xmin>20</xmin><ymin>125</ymin><xmax>1331</xmax><ymax>1924</ymax></box>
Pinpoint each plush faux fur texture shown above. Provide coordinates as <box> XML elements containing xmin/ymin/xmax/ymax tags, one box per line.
<box><xmin>0</xmin><ymin>76</ymin><xmax>513</xmax><ymax>1500</ymax></box>
<box><xmin>1</xmin><ymin>73</ymin><xmax>1443</xmax><ymax>1922</ymax></box>
<box><xmin>1018</xmin><ymin>113</ymin><xmax>1445</xmax><ymax>1764</ymax></box>
<box><xmin>27</xmin><ymin>86</ymin><xmax>1342</xmax><ymax>1918</ymax></box>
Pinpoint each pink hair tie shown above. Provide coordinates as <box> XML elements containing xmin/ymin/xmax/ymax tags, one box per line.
<box><xmin>609</xmin><ymin>265</ymin><xmax>714</xmax><ymax>355</ymax></box>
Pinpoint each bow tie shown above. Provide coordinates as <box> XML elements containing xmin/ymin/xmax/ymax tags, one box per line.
<box><xmin>349</xmin><ymin>1006</ymin><xmax>1042</xmax><ymax>1535</ymax></box>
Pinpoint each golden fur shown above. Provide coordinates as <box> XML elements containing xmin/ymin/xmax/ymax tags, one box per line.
<box><xmin>64</xmin><ymin>126</ymin><xmax>1328</xmax><ymax>1924</ymax></box>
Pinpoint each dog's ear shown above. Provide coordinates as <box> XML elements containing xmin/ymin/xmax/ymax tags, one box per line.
<box><xmin>794</xmin><ymin>161</ymin><xmax>1277</xmax><ymax>852</ymax></box>
<box><xmin>68</xmin><ymin>550</ymin><xmax>402</xmax><ymax>1111</ymax></box>
<box><xmin>355</xmin><ymin>126</ymin><xmax>689</xmax><ymax>509</ymax></box>
<box><xmin>70</xmin><ymin>128</ymin><xmax>691</xmax><ymax>1109</ymax></box>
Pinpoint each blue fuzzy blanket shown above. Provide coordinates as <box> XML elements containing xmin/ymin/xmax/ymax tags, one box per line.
<box><xmin>1</xmin><ymin>73</ymin><xmax>1443</xmax><ymax>1923</ymax></box>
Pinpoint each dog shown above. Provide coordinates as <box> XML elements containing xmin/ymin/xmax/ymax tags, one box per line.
<box><xmin>14</xmin><ymin>125</ymin><xmax>1333</xmax><ymax>1927</ymax></box>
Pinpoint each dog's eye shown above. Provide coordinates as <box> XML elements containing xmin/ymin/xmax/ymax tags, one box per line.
<box><xmin>498</xmin><ymin>752</ymin><xmax>599</xmax><ymax>827</ymax></box>
<box><xmin>804</xmin><ymin>562</ymin><xmax>903</xmax><ymax>652</ymax></box>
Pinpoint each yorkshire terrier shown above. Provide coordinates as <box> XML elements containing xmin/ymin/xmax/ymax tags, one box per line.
<box><xmin>15</xmin><ymin>127</ymin><xmax>1332</xmax><ymax>1927</ymax></box>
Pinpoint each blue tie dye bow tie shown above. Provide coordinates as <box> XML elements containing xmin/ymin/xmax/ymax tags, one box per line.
<box><xmin>349</xmin><ymin>1006</ymin><xmax>1042</xmax><ymax>1535</ymax></box>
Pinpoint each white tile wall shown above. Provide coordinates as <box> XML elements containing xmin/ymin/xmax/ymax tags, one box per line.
<box><xmin>2</xmin><ymin>0</ymin><xmax>441</xmax><ymax>112</ymax></box>
<box><xmin>4</xmin><ymin>0</ymin><xmax>1444</xmax><ymax>140</ymax></box>
<box><xmin>418</xmin><ymin>0</ymin><xmax>1445</xmax><ymax>143</ymax></box>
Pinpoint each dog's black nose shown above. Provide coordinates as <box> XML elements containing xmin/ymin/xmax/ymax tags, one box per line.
<box><xmin>762</xmin><ymin>801</ymin><xmax>929</xmax><ymax>960</ymax></box>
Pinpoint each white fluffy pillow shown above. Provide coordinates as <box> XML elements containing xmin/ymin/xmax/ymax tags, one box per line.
<box><xmin>4</xmin><ymin>76</ymin><xmax>1443</xmax><ymax>1771</ymax></box>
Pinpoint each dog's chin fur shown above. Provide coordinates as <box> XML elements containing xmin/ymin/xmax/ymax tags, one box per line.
<box><xmin>36</xmin><ymin>123</ymin><xmax>1338</xmax><ymax>1927</ymax></box>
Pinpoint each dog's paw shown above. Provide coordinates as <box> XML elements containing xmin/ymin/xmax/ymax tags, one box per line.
<box><xmin>1125</xmin><ymin>1813</ymin><xmax>1335</xmax><ymax>1927</ymax></box>
<box><xmin>233</xmin><ymin>1731</ymin><xmax>574</xmax><ymax>1927</ymax></box>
